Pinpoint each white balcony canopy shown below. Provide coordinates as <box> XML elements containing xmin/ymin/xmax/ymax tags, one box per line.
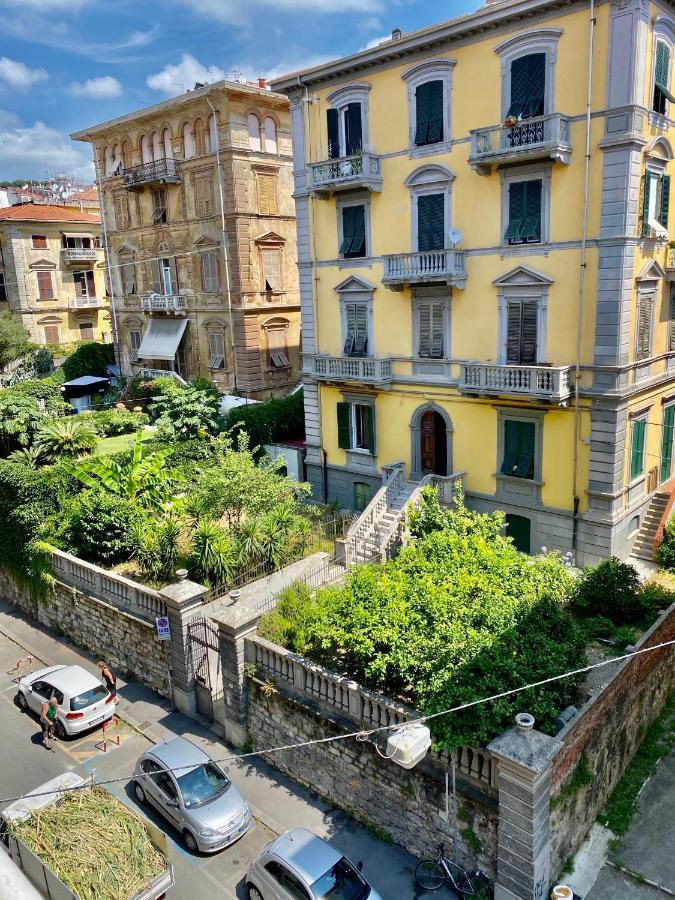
<box><xmin>137</xmin><ymin>317</ymin><xmax>187</xmax><ymax>361</ymax></box>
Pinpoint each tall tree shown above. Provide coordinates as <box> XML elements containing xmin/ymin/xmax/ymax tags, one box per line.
<box><xmin>0</xmin><ymin>313</ymin><xmax>31</xmax><ymax>370</ymax></box>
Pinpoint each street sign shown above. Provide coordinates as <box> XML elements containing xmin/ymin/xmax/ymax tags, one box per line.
<box><xmin>155</xmin><ymin>616</ymin><xmax>171</xmax><ymax>640</ymax></box>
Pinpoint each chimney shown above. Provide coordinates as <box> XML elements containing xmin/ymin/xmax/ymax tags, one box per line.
<box><xmin>391</xmin><ymin>28</ymin><xmax>402</xmax><ymax>40</ymax></box>
<box><xmin>258</xmin><ymin>77</ymin><xmax>267</xmax><ymax>89</ymax></box>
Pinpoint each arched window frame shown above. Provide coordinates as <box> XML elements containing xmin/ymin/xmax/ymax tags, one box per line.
<box><xmin>493</xmin><ymin>28</ymin><xmax>562</xmax><ymax>121</ymax></box>
<box><xmin>404</xmin><ymin>163</ymin><xmax>455</xmax><ymax>252</ymax></box>
<box><xmin>651</xmin><ymin>18</ymin><xmax>675</xmax><ymax>119</ymax></box>
<box><xmin>402</xmin><ymin>59</ymin><xmax>455</xmax><ymax>158</ymax></box>
<box><xmin>263</xmin><ymin>115</ymin><xmax>278</xmax><ymax>154</ymax></box>
<box><xmin>325</xmin><ymin>83</ymin><xmax>371</xmax><ymax>158</ymax></box>
<box><xmin>409</xmin><ymin>402</ymin><xmax>453</xmax><ymax>481</ymax></box>
<box><xmin>193</xmin><ymin>118</ymin><xmax>207</xmax><ymax>156</ymax></box>
<box><xmin>262</xmin><ymin>315</ymin><xmax>291</xmax><ymax>369</ymax></box>
<box><xmin>182</xmin><ymin>121</ymin><xmax>196</xmax><ymax>159</ymax></box>
<box><xmin>247</xmin><ymin>112</ymin><xmax>262</xmax><ymax>152</ymax></box>
<box><xmin>163</xmin><ymin>128</ymin><xmax>174</xmax><ymax>160</ymax></box>
<box><xmin>140</xmin><ymin>134</ymin><xmax>152</xmax><ymax>164</ymax></box>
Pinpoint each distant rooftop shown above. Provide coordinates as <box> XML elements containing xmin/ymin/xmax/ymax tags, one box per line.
<box><xmin>0</xmin><ymin>203</ymin><xmax>101</xmax><ymax>224</ymax></box>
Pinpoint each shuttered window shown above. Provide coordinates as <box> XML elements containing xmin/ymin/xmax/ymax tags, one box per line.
<box><xmin>417</xmin><ymin>193</ymin><xmax>445</xmax><ymax>252</ymax></box>
<box><xmin>630</xmin><ymin>418</ymin><xmax>647</xmax><ymax>480</ymax></box>
<box><xmin>345</xmin><ymin>102</ymin><xmax>363</xmax><ymax>155</ymax></box>
<box><xmin>340</xmin><ymin>205</ymin><xmax>366</xmax><ymax>257</ymax></box>
<box><xmin>36</xmin><ymin>270</ymin><xmax>54</xmax><ymax>300</ymax></box>
<box><xmin>151</xmin><ymin>258</ymin><xmax>177</xmax><ymax>295</ymax></box>
<box><xmin>267</xmin><ymin>327</ymin><xmax>290</xmax><ymax>367</ymax></box>
<box><xmin>661</xmin><ymin>405</ymin><xmax>675</xmax><ymax>483</ymax></box>
<box><xmin>670</xmin><ymin>289</ymin><xmax>675</xmax><ymax>352</ymax></box>
<box><xmin>195</xmin><ymin>178</ymin><xmax>213</xmax><ymax>217</ymax></box>
<box><xmin>257</xmin><ymin>174</ymin><xmax>278</xmax><ymax>216</ymax></box>
<box><xmin>505</xmin><ymin>180</ymin><xmax>542</xmax><ymax>243</ymax></box>
<box><xmin>151</xmin><ymin>188</ymin><xmax>168</xmax><ymax>225</ymax></box>
<box><xmin>261</xmin><ymin>248</ymin><xmax>282</xmax><ymax>292</ymax></box>
<box><xmin>327</xmin><ymin>108</ymin><xmax>340</xmax><ymax>159</ymax></box>
<box><xmin>506</xmin><ymin>299</ymin><xmax>538</xmax><ymax>364</ymax></box>
<box><xmin>343</xmin><ymin>303</ymin><xmax>368</xmax><ymax>356</ymax></box>
<box><xmin>202</xmin><ymin>251</ymin><xmax>219</xmax><ymax>292</ymax></box>
<box><xmin>418</xmin><ymin>301</ymin><xmax>445</xmax><ymax>358</ymax></box>
<box><xmin>114</xmin><ymin>196</ymin><xmax>129</xmax><ymax>230</ymax></box>
<box><xmin>653</xmin><ymin>41</ymin><xmax>675</xmax><ymax>114</ymax></box>
<box><xmin>79</xmin><ymin>322</ymin><xmax>95</xmax><ymax>340</ymax></box>
<box><xmin>129</xmin><ymin>330</ymin><xmax>141</xmax><ymax>359</ymax></box>
<box><xmin>415</xmin><ymin>80</ymin><xmax>444</xmax><ymax>146</ymax></box>
<box><xmin>43</xmin><ymin>324</ymin><xmax>60</xmax><ymax>344</ymax></box>
<box><xmin>31</xmin><ymin>235</ymin><xmax>47</xmax><ymax>249</ymax></box>
<box><xmin>636</xmin><ymin>297</ymin><xmax>653</xmax><ymax>361</ymax></box>
<box><xmin>508</xmin><ymin>53</ymin><xmax>546</xmax><ymax>119</ymax></box>
<box><xmin>501</xmin><ymin>420</ymin><xmax>535</xmax><ymax>479</ymax></box>
<box><xmin>207</xmin><ymin>332</ymin><xmax>225</xmax><ymax>369</ymax></box>
<box><xmin>120</xmin><ymin>256</ymin><xmax>135</xmax><ymax>295</ymax></box>
<box><xmin>74</xmin><ymin>270</ymin><xmax>95</xmax><ymax>298</ymax></box>
<box><xmin>641</xmin><ymin>172</ymin><xmax>670</xmax><ymax>236</ymax></box>
<box><xmin>337</xmin><ymin>402</ymin><xmax>375</xmax><ymax>452</ymax></box>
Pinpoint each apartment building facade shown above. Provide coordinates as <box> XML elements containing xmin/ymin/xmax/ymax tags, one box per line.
<box><xmin>272</xmin><ymin>0</ymin><xmax>675</xmax><ymax>565</ymax></box>
<box><xmin>0</xmin><ymin>204</ymin><xmax>108</xmax><ymax>347</ymax></box>
<box><xmin>72</xmin><ymin>80</ymin><xmax>301</xmax><ymax>397</ymax></box>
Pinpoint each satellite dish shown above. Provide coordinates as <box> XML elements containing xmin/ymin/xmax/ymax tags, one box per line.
<box><xmin>448</xmin><ymin>228</ymin><xmax>464</xmax><ymax>247</ymax></box>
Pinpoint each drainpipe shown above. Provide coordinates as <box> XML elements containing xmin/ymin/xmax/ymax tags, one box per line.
<box><xmin>93</xmin><ymin>147</ymin><xmax>121</xmax><ymax>372</ymax></box>
<box><xmin>205</xmin><ymin>94</ymin><xmax>238</xmax><ymax>394</ymax></box>
<box><xmin>572</xmin><ymin>0</ymin><xmax>596</xmax><ymax>551</ymax></box>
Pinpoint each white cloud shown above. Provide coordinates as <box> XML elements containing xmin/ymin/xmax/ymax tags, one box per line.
<box><xmin>0</xmin><ymin>0</ymin><xmax>88</xmax><ymax>8</ymax></box>
<box><xmin>0</xmin><ymin>108</ymin><xmax>19</xmax><ymax>128</ymax></box>
<box><xmin>146</xmin><ymin>54</ymin><xmax>225</xmax><ymax>96</ymax></box>
<box><xmin>358</xmin><ymin>34</ymin><xmax>391</xmax><ymax>51</ymax></box>
<box><xmin>0</xmin><ymin>57</ymin><xmax>48</xmax><ymax>91</ymax></box>
<box><xmin>0</xmin><ymin>120</ymin><xmax>94</xmax><ymax>179</ymax></box>
<box><xmin>70</xmin><ymin>76</ymin><xmax>122</xmax><ymax>98</ymax></box>
<box><xmin>175</xmin><ymin>0</ymin><xmax>382</xmax><ymax>24</ymax></box>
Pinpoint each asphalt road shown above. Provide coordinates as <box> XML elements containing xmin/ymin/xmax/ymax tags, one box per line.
<box><xmin>0</xmin><ymin>625</ymin><xmax>454</xmax><ymax>900</ymax></box>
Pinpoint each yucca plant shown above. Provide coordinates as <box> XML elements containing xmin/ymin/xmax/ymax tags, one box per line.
<box><xmin>233</xmin><ymin>517</ymin><xmax>266</xmax><ymax>568</ymax></box>
<box><xmin>189</xmin><ymin>518</ymin><xmax>235</xmax><ymax>586</ymax></box>
<box><xmin>35</xmin><ymin>418</ymin><xmax>98</xmax><ymax>461</ymax></box>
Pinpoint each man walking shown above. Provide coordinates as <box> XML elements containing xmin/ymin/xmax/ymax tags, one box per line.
<box><xmin>40</xmin><ymin>696</ymin><xmax>58</xmax><ymax>751</ymax></box>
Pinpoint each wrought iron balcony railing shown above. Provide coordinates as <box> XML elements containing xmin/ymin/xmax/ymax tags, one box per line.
<box><xmin>459</xmin><ymin>363</ymin><xmax>572</xmax><ymax>402</ymax></box>
<box><xmin>123</xmin><ymin>158</ymin><xmax>180</xmax><ymax>189</ymax></box>
<box><xmin>382</xmin><ymin>249</ymin><xmax>467</xmax><ymax>289</ymax></box>
<box><xmin>469</xmin><ymin>113</ymin><xmax>572</xmax><ymax>174</ymax></box>
<box><xmin>309</xmin><ymin>151</ymin><xmax>383</xmax><ymax>195</ymax></box>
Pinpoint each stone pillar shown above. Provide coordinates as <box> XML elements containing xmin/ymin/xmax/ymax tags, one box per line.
<box><xmin>159</xmin><ymin>577</ymin><xmax>207</xmax><ymax>715</ymax></box>
<box><xmin>214</xmin><ymin>596</ymin><xmax>261</xmax><ymax>747</ymax></box>
<box><xmin>488</xmin><ymin>714</ymin><xmax>561</xmax><ymax>900</ymax></box>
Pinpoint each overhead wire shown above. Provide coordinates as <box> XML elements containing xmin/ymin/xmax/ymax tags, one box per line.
<box><xmin>0</xmin><ymin>636</ymin><xmax>672</xmax><ymax>807</ymax></box>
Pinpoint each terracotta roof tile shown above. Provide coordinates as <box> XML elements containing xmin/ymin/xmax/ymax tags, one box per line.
<box><xmin>0</xmin><ymin>203</ymin><xmax>101</xmax><ymax>224</ymax></box>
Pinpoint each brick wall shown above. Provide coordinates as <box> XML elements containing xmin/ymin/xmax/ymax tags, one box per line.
<box><xmin>248</xmin><ymin>678</ymin><xmax>499</xmax><ymax>873</ymax></box>
<box><xmin>0</xmin><ymin>567</ymin><xmax>170</xmax><ymax>698</ymax></box>
<box><xmin>550</xmin><ymin>603</ymin><xmax>675</xmax><ymax>874</ymax></box>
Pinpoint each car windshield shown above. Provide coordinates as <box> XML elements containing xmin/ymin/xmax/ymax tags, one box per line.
<box><xmin>70</xmin><ymin>684</ymin><xmax>108</xmax><ymax>711</ymax></box>
<box><xmin>176</xmin><ymin>762</ymin><xmax>230</xmax><ymax>808</ymax></box>
<box><xmin>311</xmin><ymin>858</ymin><xmax>370</xmax><ymax>900</ymax></box>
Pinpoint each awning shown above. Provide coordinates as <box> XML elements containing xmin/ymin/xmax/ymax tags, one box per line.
<box><xmin>61</xmin><ymin>231</ymin><xmax>94</xmax><ymax>239</ymax></box>
<box><xmin>137</xmin><ymin>318</ymin><xmax>188</xmax><ymax>361</ymax></box>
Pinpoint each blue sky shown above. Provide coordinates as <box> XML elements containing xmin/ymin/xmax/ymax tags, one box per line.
<box><xmin>0</xmin><ymin>0</ymin><xmax>478</xmax><ymax>182</ymax></box>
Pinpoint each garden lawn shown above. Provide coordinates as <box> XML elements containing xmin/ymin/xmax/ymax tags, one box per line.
<box><xmin>96</xmin><ymin>428</ymin><xmax>154</xmax><ymax>456</ymax></box>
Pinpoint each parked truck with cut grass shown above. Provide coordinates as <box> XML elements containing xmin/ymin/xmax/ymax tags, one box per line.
<box><xmin>0</xmin><ymin>772</ymin><xmax>174</xmax><ymax>900</ymax></box>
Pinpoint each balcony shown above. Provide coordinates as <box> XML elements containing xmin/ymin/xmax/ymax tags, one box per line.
<box><xmin>459</xmin><ymin>363</ymin><xmax>572</xmax><ymax>403</ymax></box>
<box><xmin>140</xmin><ymin>294</ymin><xmax>187</xmax><ymax>314</ymax></box>
<box><xmin>69</xmin><ymin>296</ymin><xmax>105</xmax><ymax>310</ymax></box>
<box><xmin>468</xmin><ymin>113</ymin><xmax>572</xmax><ymax>175</ymax></box>
<box><xmin>382</xmin><ymin>249</ymin><xmax>467</xmax><ymax>290</ymax></box>
<box><xmin>123</xmin><ymin>158</ymin><xmax>180</xmax><ymax>190</ymax></box>
<box><xmin>309</xmin><ymin>151</ymin><xmax>383</xmax><ymax>196</ymax></box>
<box><xmin>308</xmin><ymin>354</ymin><xmax>393</xmax><ymax>386</ymax></box>
<box><xmin>61</xmin><ymin>247</ymin><xmax>100</xmax><ymax>264</ymax></box>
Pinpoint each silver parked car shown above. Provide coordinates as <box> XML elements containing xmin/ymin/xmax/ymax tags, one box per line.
<box><xmin>15</xmin><ymin>664</ymin><xmax>115</xmax><ymax>738</ymax></box>
<box><xmin>247</xmin><ymin>828</ymin><xmax>383</xmax><ymax>900</ymax></box>
<box><xmin>133</xmin><ymin>736</ymin><xmax>252</xmax><ymax>853</ymax></box>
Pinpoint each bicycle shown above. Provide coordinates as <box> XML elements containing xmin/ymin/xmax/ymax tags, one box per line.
<box><xmin>415</xmin><ymin>845</ymin><xmax>493</xmax><ymax>897</ymax></box>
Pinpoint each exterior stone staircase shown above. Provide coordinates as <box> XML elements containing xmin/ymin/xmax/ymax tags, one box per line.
<box><xmin>339</xmin><ymin>463</ymin><xmax>464</xmax><ymax>566</ymax></box>
<box><xmin>631</xmin><ymin>490</ymin><xmax>670</xmax><ymax>562</ymax></box>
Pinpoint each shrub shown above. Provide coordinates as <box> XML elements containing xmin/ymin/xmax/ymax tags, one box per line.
<box><xmin>190</xmin><ymin>376</ymin><xmax>221</xmax><ymax>399</ymax></box>
<box><xmin>225</xmin><ymin>391</ymin><xmax>305</xmax><ymax>452</ymax></box>
<box><xmin>140</xmin><ymin>437</ymin><xmax>215</xmax><ymax>469</ymax></box>
<box><xmin>34</xmin><ymin>418</ymin><xmax>98</xmax><ymax>461</ymax></box>
<box><xmin>0</xmin><ymin>311</ymin><xmax>31</xmax><ymax>368</ymax></box>
<box><xmin>49</xmin><ymin>489</ymin><xmax>146</xmax><ymax>564</ymax></box>
<box><xmin>150</xmin><ymin>386</ymin><xmax>223</xmax><ymax>440</ymax></box>
<box><xmin>639</xmin><ymin>581</ymin><xmax>675</xmax><ymax>621</ymax></box>
<box><xmin>0</xmin><ymin>393</ymin><xmax>45</xmax><ymax>455</ymax></box>
<box><xmin>657</xmin><ymin>519</ymin><xmax>675</xmax><ymax>571</ymax></box>
<box><xmin>6</xmin><ymin>379</ymin><xmax>68</xmax><ymax>412</ymax></box>
<box><xmin>189</xmin><ymin>518</ymin><xmax>235</xmax><ymax>585</ymax></box>
<box><xmin>61</xmin><ymin>341</ymin><xmax>114</xmax><ymax>380</ymax></box>
<box><xmin>131</xmin><ymin>516</ymin><xmax>182</xmax><ymax>581</ymax></box>
<box><xmin>83</xmin><ymin>408</ymin><xmax>149</xmax><ymax>437</ymax></box>
<box><xmin>258</xmin><ymin>582</ymin><xmax>324</xmax><ymax>655</ymax></box>
<box><xmin>572</xmin><ymin>558</ymin><xmax>644</xmax><ymax>625</ymax></box>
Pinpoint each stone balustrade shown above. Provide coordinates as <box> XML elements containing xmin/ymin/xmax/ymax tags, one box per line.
<box><xmin>460</xmin><ymin>363</ymin><xmax>572</xmax><ymax>402</ymax></box>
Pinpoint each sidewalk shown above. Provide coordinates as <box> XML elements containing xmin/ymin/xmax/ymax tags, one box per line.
<box><xmin>0</xmin><ymin>598</ymin><xmax>445</xmax><ymax>899</ymax></box>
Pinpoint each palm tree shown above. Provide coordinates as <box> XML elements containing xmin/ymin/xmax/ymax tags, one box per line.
<box><xmin>35</xmin><ymin>418</ymin><xmax>98</xmax><ymax>461</ymax></box>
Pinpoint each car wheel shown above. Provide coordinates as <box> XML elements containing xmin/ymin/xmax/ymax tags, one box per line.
<box><xmin>182</xmin><ymin>829</ymin><xmax>199</xmax><ymax>853</ymax></box>
<box><xmin>15</xmin><ymin>691</ymin><xmax>28</xmax><ymax>710</ymax></box>
<box><xmin>247</xmin><ymin>886</ymin><xmax>264</xmax><ymax>900</ymax></box>
<box><xmin>134</xmin><ymin>782</ymin><xmax>147</xmax><ymax>804</ymax></box>
<box><xmin>55</xmin><ymin>720</ymin><xmax>67</xmax><ymax>741</ymax></box>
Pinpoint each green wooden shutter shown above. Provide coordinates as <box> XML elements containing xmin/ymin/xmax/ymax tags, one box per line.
<box><xmin>636</xmin><ymin>300</ymin><xmax>652</xmax><ymax>360</ymax></box>
<box><xmin>515</xmin><ymin>421</ymin><xmax>535</xmax><ymax>478</ymax></box>
<box><xmin>642</xmin><ymin>173</ymin><xmax>652</xmax><ymax>237</ymax></box>
<box><xmin>630</xmin><ymin>419</ymin><xmax>646</xmax><ymax>480</ymax></box>
<box><xmin>350</xmin><ymin>205</ymin><xmax>366</xmax><ymax>256</ymax></box>
<box><xmin>661</xmin><ymin>405</ymin><xmax>675</xmax><ymax>482</ymax></box>
<box><xmin>150</xmin><ymin>259</ymin><xmax>162</xmax><ymax>293</ymax></box>
<box><xmin>656</xmin><ymin>41</ymin><xmax>670</xmax><ymax>90</ymax></box>
<box><xmin>418</xmin><ymin>194</ymin><xmax>444</xmax><ymax>251</ymax></box>
<box><xmin>345</xmin><ymin>103</ymin><xmax>362</xmax><ymax>155</ymax></box>
<box><xmin>364</xmin><ymin>405</ymin><xmax>376</xmax><ymax>454</ymax></box>
<box><xmin>505</xmin><ymin>182</ymin><xmax>525</xmax><ymax>241</ymax></box>
<box><xmin>660</xmin><ymin>174</ymin><xmax>670</xmax><ymax>228</ymax></box>
<box><xmin>509</xmin><ymin>54</ymin><xmax>546</xmax><ymax>119</ymax></box>
<box><xmin>520</xmin><ymin>179</ymin><xmax>542</xmax><ymax>241</ymax></box>
<box><xmin>521</xmin><ymin>301</ymin><xmax>538</xmax><ymax>364</ymax></box>
<box><xmin>415</xmin><ymin>81</ymin><xmax>431</xmax><ymax>145</ymax></box>
<box><xmin>505</xmin><ymin>514</ymin><xmax>531</xmax><ymax>554</ymax></box>
<box><xmin>353</xmin><ymin>482</ymin><xmax>371</xmax><ymax>512</ymax></box>
<box><xmin>670</xmin><ymin>290</ymin><xmax>675</xmax><ymax>351</ymax></box>
<box><xmin>501</xmin><ymin>420</ymin><xmax>520</xmax><ymax>475</ymax></box>
<box><xmin>340</xmin><ymin>206</ymin><xmax>355</xmax><ymax>255</ymax></box>
<box><xmin>327</xmin><ymin>108</ymin><xmax>340</xmax><ymax>158</ymax></box>
<box><xmin>337</xmin><ymin>402</ymin><xmax>351</xmax><ymax>449</ymax></box>
<box><xmin>354</xmin><ymin>304</ymin><xmax>368</xmax><ymax>355</ymax></box>
<box><xmin>343</xmin><ymin>304</ymin><xmax>356</xmax><ymax>355</ymax></box>
<box><xmin>418</xmin><ymin>303</ymin><xmax>431</xmax><ymax>357</ymax></box>
<box><xmin>426</xmin><ymin>80</ymin><xmax>444</xmax><ymax>143</ymax></box>
<box><xmin>506</xmin><ymin>301</ymin><xmax>523</xmax><ymax>364</ymax></box>
<box><xmin>430</xmin><ymin>302</ymin><xmax>444</xmax><ymax>357</ymax></box>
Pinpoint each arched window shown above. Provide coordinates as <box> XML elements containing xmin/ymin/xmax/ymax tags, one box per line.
<box><xmin>209</xmin><ymin>112</ymin><xmax>218</xmax><ymax>152</ymax></box>
<box><xmin>248</xmin><ymin>113</ymin><xmax>261</xmax><ymax>152</ymax></box>
<box><xmin>103</xmin><ymin>146</ymin><xmax>114</xmax><ymax>176</ymax></box>
<box><xmin>263</xmin><ymin>316</ymin><xmax>290</xmax><ymax>368</ymax></box>
<box><xmin>111</xmin><ymin>143</ymin><xmax>123</xmax><ymax>174</ymax></box>
<box><xmin>263</xmin><ymin>117</ymin><xmax>277</xmax><ymax>154</ymax></box>
<box><xmin>163</xmin><ymin>128</ymin><xmax>173</xmax><ymax>159</ymax></box>
<box><xmin>121</xmin><ymin>140</ymin><xmax>132</xmax><ymax>169</ymax></box>
<box><xmin>193</xmin><ymin>118</ymin><xmax>206</xmax><ymax>156</ymax></box>
<box><xmin>183</xmin><ymin>122</ymin><xmax>195</xmax><ymax>159</ymax></box>
<box><xmin>152</xmin><ymin>131</ymin><xmax>163</xmax><ymax>161</ymax></box>
<box><xmin>140</xmin><ymin>134</ymin><xmax>152</xmax><ymax>164</ymax></box>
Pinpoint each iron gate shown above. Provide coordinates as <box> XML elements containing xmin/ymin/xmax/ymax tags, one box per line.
<box><xmin>187</xmin><ymin>615</ymin><xmax>220</xmax><ymax>721</ymax></box>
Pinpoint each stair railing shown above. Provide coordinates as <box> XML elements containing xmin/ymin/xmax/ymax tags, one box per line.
<box><xmin>344</xmin><ymin>463</ymin><xmax>404</xmax><ymax>563</ymax></box>
<box><xmin>653</xmin><ymin>483</ymin><xmax>675</xmax><ymax>561</ymax></box>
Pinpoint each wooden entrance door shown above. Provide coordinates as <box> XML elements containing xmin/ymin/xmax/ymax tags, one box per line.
<box><xmin>421</xmin><ymin>411</ymin><xmax>436</xmax><ymax>474</ymax></box>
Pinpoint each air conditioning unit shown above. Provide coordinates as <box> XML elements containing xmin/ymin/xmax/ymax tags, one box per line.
<box><xmin>386</xmin><ymin>723</ymin><xmax>432</xmax><ymax>769</ymax></box>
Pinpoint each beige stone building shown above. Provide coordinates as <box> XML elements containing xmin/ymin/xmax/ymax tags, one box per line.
<box><xmin>0</xmin><ymin>203</ymin><xmax>109</xmax><ymax>347</ymax></box>
<box><xmin>72</xmin><ymin>79</ymin><xmax>301</xmax><ymax>397</ymax></box>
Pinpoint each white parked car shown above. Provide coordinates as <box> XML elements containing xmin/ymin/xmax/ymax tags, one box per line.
<box><xmin>15</xmin><ymin>664</ymin><xmax>115</xmax><ymax>738</ymax></box>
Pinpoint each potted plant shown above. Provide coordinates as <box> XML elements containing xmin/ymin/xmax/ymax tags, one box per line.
<box><xmin>504</xmin><ymin>114</ymin><xmax>518</xmax><ymax>126</ymax></box>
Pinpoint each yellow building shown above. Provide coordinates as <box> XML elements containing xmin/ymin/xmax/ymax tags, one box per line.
<box><xmin>72</xmin><ymin>79</ymin><xmax>301</xmax><ymax>398</ymax></box>
<box><xmin>0</xmin><ymin>203</ymin><xmax>109</xmax><ymax>347</ymax></box>
<box><xmin>272</xmin><ymin>0</ymin><xmax>675</xmax><ymax>565</ymax></box>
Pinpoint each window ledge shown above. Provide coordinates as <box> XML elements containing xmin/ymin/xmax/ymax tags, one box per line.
<box><xmin>337</xmin><ymin>258</ymin><xmax>373</xmax><ymax>268</ymax></box>
<box><xmin>409</xmin><ymin>140</ymin><xmax>452</xmax><ymax>159</ymax></box>
<box><xmin>493</xmin><ymin>473</ymin><xmax>544</xmax><ymax>486</ymax></box>
<box><xmin>628</xmin><ymin>475</ymin><xmax>646</xmax><ymax>489</ymax></box>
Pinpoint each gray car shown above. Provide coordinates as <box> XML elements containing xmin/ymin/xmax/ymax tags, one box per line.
<box><xmin>246</xmin><ymin>828</ymin><xmax>383</xmax><ymax>900</ymax></box>
<box><xmin>133</xmin><ymin>736</ymin><xmax>252</xmax><ymax>853</ymax></box>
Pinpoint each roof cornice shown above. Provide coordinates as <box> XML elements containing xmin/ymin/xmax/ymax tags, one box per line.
<box><xmin>271</xmin><ymin>0</ymin><xmax>592</xmax><ymax>92</ymax></box>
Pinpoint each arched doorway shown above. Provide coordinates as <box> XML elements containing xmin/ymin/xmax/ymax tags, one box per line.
<box><xmin>420</xmin><ymin>410</ymin><xmax>448</xmax><ymax>476</ymax></box>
